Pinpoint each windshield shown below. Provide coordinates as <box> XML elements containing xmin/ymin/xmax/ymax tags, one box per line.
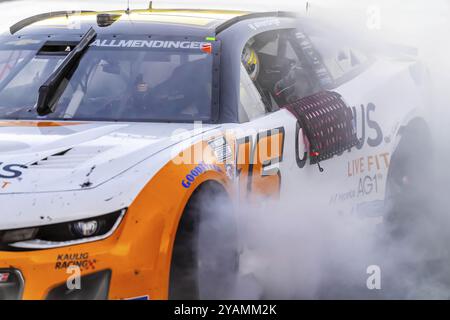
<box><xmin>0</xmin><ymin>36</ymin><xmax>217</xmax><ymax>122</ymax></box>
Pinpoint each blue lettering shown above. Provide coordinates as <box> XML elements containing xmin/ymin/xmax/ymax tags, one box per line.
<box><xmin>182</xmin><ymin>180</ymin><xmax>191</xmax><ymax>188</ymax></box>
<box><xmin>0</xmin><ymin>163</ymin><xmax>26</xmax><ymax>179</ymax></box>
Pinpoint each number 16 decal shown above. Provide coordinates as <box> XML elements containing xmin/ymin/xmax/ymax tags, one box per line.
<box><xmin>235</xmin><ymin>127</ymin><xmax>285</xmax><ymax>200</ymax></box>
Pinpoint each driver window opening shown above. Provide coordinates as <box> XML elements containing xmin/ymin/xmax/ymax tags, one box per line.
<box><xmin>239</xmin><ymin>29</ymin><xmax>321</xmax><ymax>122</ymax></box>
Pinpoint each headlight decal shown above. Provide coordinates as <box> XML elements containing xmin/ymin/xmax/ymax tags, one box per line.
<box><xmin>0</xmin><ymin>209</ymin><xmax>126</xmax><ymax>250</ymax></box>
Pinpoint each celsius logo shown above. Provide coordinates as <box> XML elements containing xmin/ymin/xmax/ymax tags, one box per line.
<box><xmin>0</xmin><ymin>163</ymin><xmax>27</xmax><ymax>179</ymax></box>
<box><xmin>352</xmin><ymin>103</ymin><xmax>384</xmax><ymax>149</ymax></box>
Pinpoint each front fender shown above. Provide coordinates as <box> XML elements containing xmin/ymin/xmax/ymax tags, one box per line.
<box><xmin>115</xmin><ymin>140</ymin><xmax>233</xmax><ymax>299</ymax></box>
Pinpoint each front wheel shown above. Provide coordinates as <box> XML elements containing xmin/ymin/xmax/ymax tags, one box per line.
<box><xmin>169</xmin><ymin>181</ymin><xmax>239</xmax><ymax>300</ymax></box>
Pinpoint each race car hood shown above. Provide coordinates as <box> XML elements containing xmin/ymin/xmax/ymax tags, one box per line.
<box><xmin>0</xmin><ymin>121</ymin><xmax>217</xmax><ymax>194</ymax></box>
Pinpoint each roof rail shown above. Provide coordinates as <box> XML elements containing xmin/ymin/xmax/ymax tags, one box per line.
<box><xmin>215</xmin><ymin>11</ymin><xmax>297</xmax><ymax>35</ymax></box>
<box><xmin>10</xmin><ymin>10</ymin><xmax>95</xmax><ymax>35</ymax></box>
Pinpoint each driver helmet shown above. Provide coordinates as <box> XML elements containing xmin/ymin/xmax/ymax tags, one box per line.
<box><xmin>241</xmin><ymin>45</ymin><xmax>260</xmax><ymax>81</ymax></box>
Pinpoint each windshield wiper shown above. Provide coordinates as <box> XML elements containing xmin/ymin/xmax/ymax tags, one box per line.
<box><xmin>36</xmin><ymin>27</ymin><xmax>97</xmax><ymax>116</ymax></box>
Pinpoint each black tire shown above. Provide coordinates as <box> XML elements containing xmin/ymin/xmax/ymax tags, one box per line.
<box><xmin>169</xmin><ymin>181</ymin><xmax>239</xmax><ymax>300</ymax></box>
<box><xmin>384</xmin><ymin>119</ymin><xmax>433</xmax><ymax>239</ymax></box>
<box><xmin>380</xmin><ymin>120</ymin><xmax>450</xmax><ymax>298</ymax></box>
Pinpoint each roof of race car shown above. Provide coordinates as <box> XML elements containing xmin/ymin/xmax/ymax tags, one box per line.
<box><xmin>7</xmin><ymin>9</ymin><xmax>285</xmax><ymax>37</ymax></box>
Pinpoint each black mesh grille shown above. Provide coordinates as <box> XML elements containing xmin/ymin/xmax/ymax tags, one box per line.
<box><xmin>0</xmin><ymin>269</ymin><xmax>24</xmax><ymax>300</ymax></box>
<box><xmin>46</xmin><ymin>269</ymin><xmax>111</xmax><ymax>300</ymax></box>
<box><xmin>284</xmin><ymin>91</ymin><xmax>359</xmax><ymax>165</ymax></box>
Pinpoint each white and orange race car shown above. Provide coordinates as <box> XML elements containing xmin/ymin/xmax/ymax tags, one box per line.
<box><xmin>0</xmin><ymin>8</ymin><xmax>431</xmax><ymax>299</ymax></box>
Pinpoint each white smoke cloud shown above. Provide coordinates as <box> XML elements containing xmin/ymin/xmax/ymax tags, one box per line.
<box><xmin>201</xmin><ymin>0</ymin><xmax>450</xmax><ymax>300</ymax></box>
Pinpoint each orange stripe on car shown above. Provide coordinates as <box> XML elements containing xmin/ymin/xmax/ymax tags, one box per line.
<box><xmin>0</xmin><ymin>121</ymin><xmax>85</xmax><ymax>127</ymax></box>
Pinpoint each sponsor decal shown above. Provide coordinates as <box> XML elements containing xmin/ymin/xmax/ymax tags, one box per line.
<box><xmin>248</xmin><ymin>18</ymin><xmax>281</xmax><ymax>31</ymax></box>
<box><xmin>208</xmin><ymin>136</ymin><xmax>234</xmax><ymax>179</ymax></box>
<box><xmin>357</xmin><ymin>174</ymin><xmax>383</xmax><ymax>197</ymax></box>
<box><xmin>330</xmin><ymin>149</ymin><xmax>391</xmax><ymax>205</ymax></box>
<box><xmin>208</xmin><ymin>136</ymin><xmax>232</xmax><ymax>164</ymax></box>
<box><xmin>0</xmin><ymin>163</ymin><xmax>26</xmax><ymax>179</ymax></box>
<box><xmin>0</xmin><ymin>272</ymin><xmax>10</xmax><ymax>282</ymax></box>
<box><xmin>1</xmin><ymin>181</ymin><xmax>11</xmax><ymax>189</ymax></box>
<box><xmin>352</xmin><ymin>103</ymin><xmax>384</xmax><ymax>149</ymax></box>
<box><xmin>329</xmin><ymin>174</ymin><xmax>387</xmax><ymax>204</ymax></box>
<box><xmin>347</xmin><ymin>152</ymin><xmax>390</xmax><ymax>178</ymax></box>
<box><xmin>90</xmin><ymin>39</ymin><xmax>210</xmax><ymax>51</ymax></box>
<box><xmin>181</xmin><ymin>162</ymin><xmax>222</xmax><ymax>189</ymax></box>
<box><xmin>55</xmin><ymin>253</ymin><xmax>97</xmax><ymax>271</ymax></box>
<box><xmin>201</xmin><ymin>43</ymin><xmax>213</xmax><ymax>54</ymax></box>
